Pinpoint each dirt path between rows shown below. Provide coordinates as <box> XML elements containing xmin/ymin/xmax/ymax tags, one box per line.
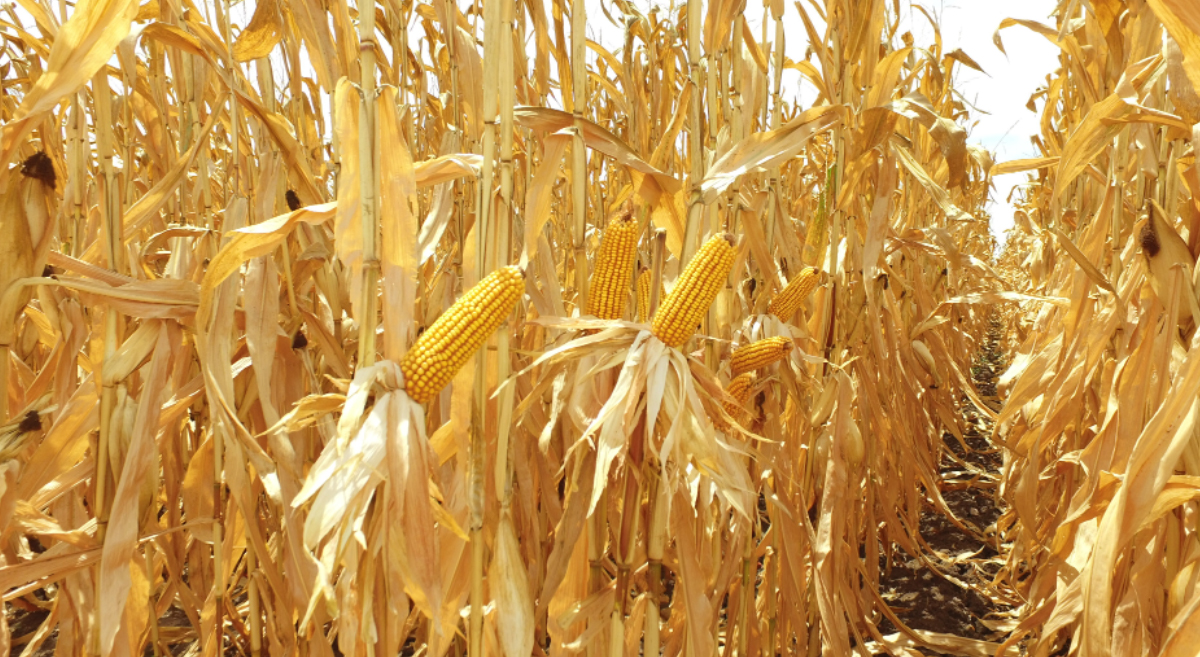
<box><xmin>876</xmin><ymin>318</ymin><xmax>1017</xmax><ymax>654</ymax></box>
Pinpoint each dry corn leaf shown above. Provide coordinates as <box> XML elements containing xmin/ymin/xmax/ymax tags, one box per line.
<box><xmin>990</xmin><ymin>156</ymin><xmax>1061</xmax><ymax>177</ymax></box>
<box><xmin>98</xmin><ymin>324</ymin><xmax>172</xmax><ymax>655</ymax></box>
<box><xmin>702</xmin><ymin>105</ymin><xmax>844</xmax><ymax>201</ymax></box>
<box><xmin>1054</xmin><ymin>55</ymin><xmax>1163</xmax><ymax>199</ymax></box>
<box><xmin>378</xmin><ymin>87</ymin><xmax>420</xmax><ymax>360</ymax></box>
<box><xmin>0</xmin><ymin>0</ymin><xmax>139</xmax><ymax>172</ymax></box>
<box><xmin>233</xmin><ymin>0</ymin><xmax>285</xmax><ymax>61</ymax></box>
<box><xmin>197</xmin><ymin>202</ymin><xmax>338</xmax><ymax>323</ymax></box>
<box><xmin>1148</xmin><ymin>0</ymin><xmax>1200</xmax><ymax>93</ymax></box>
<box><xmin>489</xmin><ymin>513</ymin><xmax>534</xmax><ymax>657</ymax></box>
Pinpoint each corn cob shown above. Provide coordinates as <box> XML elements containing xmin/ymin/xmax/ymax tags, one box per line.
<box><xmin>587</xmin><ymin>208</ymin><xmax>639</xmax><ymax>319</ymax></box>
<box><xmin>844</xmin><ymin>421</ymin><xmax>864</xmax><ymax>466</ymax></box>
<box><xmin>1140</xmin><ymin>205</ymin><xmax>1197</xmax><ymax>326</ymax></box>
<box><xmin>768</xmin><ymin>266</ymin><xmax>820</xmax><ymax>321</ymax></box>
<box><xmin>651</xmin><ymin>233</ymin><xmax>736</xmax><ymax>347</ymax></box>
<box><xmin>0</xmin><ymin>156</ymin><xmax>51</xmax><ymax>332</ymax></box>
<box><xmin>636</xmin><ymin>266</ymin><xmax>661</xmax><ymax>322</ymax></box>
<box><xmin>730</xmin><ymin>336</ymin><xmax>793</xmax><ymax>376</ymax></box>
<box><xmin>402</xmin><ymin>266</ymin><xmax>525</xmax><ymax>403</ymax></box>
<box><xmin>715</xmin><ymin>372</ymin><xmax>756</xmax><ymax>431</ymax></box>
<box><xmin>1167</xmin><ymin>37</ymin><xmax>1200</xmax><ymax>124</ymax></box>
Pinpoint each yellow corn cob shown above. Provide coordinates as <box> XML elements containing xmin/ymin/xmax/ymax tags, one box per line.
<box><xmin>730</xmin><ymin>336</ymin><xmax>793</xmax><ymax>376</ymax></box>
<box><xmin>402</xmin><ymin>266</ymin><xmax>525</xmax><ymax>403</ymax></box>
<box><xmin>587</xmin><ymin>209</ymin><xmax>639</xmax><ymax>319</ymax></box>
<box><xmin>715</xmin><ymin>372</ymin><xmax>756</xmax><ymax>431</ymax></box>
<box><xmin>651</xmin><ymin>233</ymin><xmax>736</xmax><ymax>347</ymax></box>
<box><xmin>636</xmin><ymin>267</ymin><xmax>661</xmax><ymax>322</ymax></box>
<box><xmin>768</xmin><ymin>266</ymin><xmax>820</xmax><ymax>321</ymax></box>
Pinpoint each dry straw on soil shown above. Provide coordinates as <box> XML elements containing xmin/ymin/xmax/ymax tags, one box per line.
<box><xmin>2</xmin><ymin>0</ymin><xmax>1200</xmax><ymax>655</ymax></box>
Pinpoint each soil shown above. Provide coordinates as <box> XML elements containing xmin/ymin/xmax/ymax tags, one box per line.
<box><xmin>876</xmin><ymin>318</ymin><xmax>1015</xmax><ymax>654</ymax></box>
<box><xmin>5</xmin><ymin>600</ymin><xmax>195</xmax><ymax>656</ymax></box>
<box><xmin>6</xmin><ymin>604</ymin><xmax>50</xmax><ymax>655</ymax></box>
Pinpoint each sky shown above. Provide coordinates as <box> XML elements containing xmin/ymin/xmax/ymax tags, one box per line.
<box><xmin>582</xmin><ymin>0</ymin><xmax>1062</xmax><ymax>244</ymax></box>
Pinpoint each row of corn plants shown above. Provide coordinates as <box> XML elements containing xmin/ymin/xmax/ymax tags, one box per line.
<box><xmin>992</xmin><ymin>1</ymin><xmax>1200</xmax><ymax>656</ymax></box>
<box><xmin>0</xmin><ymin>0</ymin><xmax>1028</xmax><ymax>654</ymax></box>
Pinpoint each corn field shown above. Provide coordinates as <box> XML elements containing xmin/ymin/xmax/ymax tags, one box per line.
<box><xmin>2</xmin><ymin>0</ymin><xmax>1200</xmax><ymax>654</ymax></box>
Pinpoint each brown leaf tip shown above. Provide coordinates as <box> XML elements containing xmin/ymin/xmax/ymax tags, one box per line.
<box><xmin>614</xmin><ymin>206</ymin><xmax>636</xmax><ymax>226</ymax></box>
<box><xmin>20</xmin><ymin>152</ymin><xmax>56</xmax><ymax>189</ymax></box>
<box><xmin>1140</xmin><ymin>223</ymin><xmax>1160</xmax><ymax>258</ymax></box>
<box><xmin>286</xmin><ymin>189</ymin><xmax>302</xmax><ymax>211</ymax></box>
<box><xmin>18</xmin><ymin>411</ymin><xmax>41</xmax><ymax>433</ymax></box>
